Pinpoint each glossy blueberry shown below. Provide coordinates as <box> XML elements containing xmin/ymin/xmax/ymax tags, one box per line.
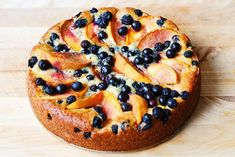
<box><xmin>121</xmin><ymin>46</ymin><xmax>129</xmax><ymax>53</ymax></box>
<box><xmin>35</xmin><ymin>78</ymin><xmax>45</xmax><ymax>86</ymax></box>
<box><xmin>142</xmin><ymin>48</ymin><xmax>153</xmax><ymax>55</ymax></box>
<box><xmin>81</xmin><ymin>40</ymin><xmax>91</xmax><ymax>49</ymax></box>
<box><xmin>121</xmin><ymin>102</ymin><xmax>132</xmax><ymax>111</ymax></box>
<box><xmin>111</xmin><ymin>125</ymin><xmax>118</xmax><ymax>134</ymax></box>
<box><xmin>181</xmin><ymin>91</ymin><xmax>190</xmax><ymax>100</ymax></box>
<box><xmin>164</xmin><ymin>40</ymin><xmax>171</xmax><ymax>48</ymax></box>
<box><xmin>133</xmin><ymin>56</ymin><xmax>144</xmax><ymax>65</ymax></box>
<box><xmin>54</xmin><ymin>44</ymin><xmax>64</xmax><ymax>52</ymax></box>
<box><xmin>153</xmin><ymin>53</ymin><xmax>161</xmax><ymax>61</ymax></box>
<box><xmin>83</xmin><ymin>132</ymin><xmax>91</xmax><ymax>139</ymax></box>
<box><xmin>166</xmin><ymin>49</ymin><xmax>176</xmax><ymax>58</ymax></box>
<box><xmin>144</xmin><ymin>92</ymin><xmax>155</xmax><ymax>100</ymax></box>
<box><xmin>95</xmin><ymin>16</ymin><xmax>108</xmax><ymax>28</ymax></box>
<box><xmin>142</xmin><ymin>113</ymin><xmax>153</xmax><ymax>124</ymax></box>
<box><xmin>109</xmin><ymin>47</ymin><xmax>115</xmax><ymax>53</ymax></box>
<box><xmin>103</xmin><ymin>55</ymin><xmax>114</xmax><ymax>66</ymax></box>
<box><xmin>184</xmin><ymin>50</ymin><xmax>193</xmax><ymax>58</ymax></box>
<box><xmin>81</xmin><ymin>48</ymin><xmax>90</xmax><ymax>55</ymax></box>
<box><xmin>90</xmin><ymin>84</ymin><xmax>97</xmax><ymax>92</ymax></box>
<box><xmin>156</xmin><ymin>17</ymin><xmax>166</xmax><ymax>27</ymax></box>
<box><xmin>171</xmin><ymin>42</ymin><xmax>181</xmax><ymax>52</ymax></box>
<box><xmin>167</xmin><ymin>98</ymin><xmax>177</xmax><ymax>108</ymax></box>
<box><xmin>159</xmin><ymin>95</ymin><xmax>168</xmax><ymax>105</ymax></box>
<box><xmin>86</xmin><ymin>74</ymin><xmax>94</xmax><ymax>80</ymax></box>
<box><xmin>101</xmin><ymin>65</ymin><xmax>111</xmax><ymax>75</ymax></box>
<box><xmin>121</xmin><ymin>14</ymin><xmax>133</xmax><ymax>25</ymax></box>
<box><xmin>121</xmin><ymin>85</ymin><xmax>131</xmax><ymax>94</ymax></box>
<box><xmin>71</xmin><ymin>81</ymin><xmax>83</xmax><ymax>91</ymax></box>
<box><xmin>98</xmin><ymin>82</ymin><xmax>108</xmax><ymax>90</ymax></box>
<box><xmin>43</xmin><ymin>85</ymin><xmax>56</xmax><ymax>95</ymax></box>
<box><xmin>148</xmin><ymin>99</ymin><xmax>157</xmax><ymax>107</ymax></box>
<box><xmin>172</xmin><ymin>35</ymin><xmax>179</xmax><ymax>42</ymax></box>
<box><xmin>143</xmin><ymin>55</ymin><xmax>153</xmax><ymax>64</ymax></box>
<box><xmin>118</xmin><ymin>26</ymin><xmax>128</xmax><ymax>36</ymax></box>
<box><xmin>94</xmin><ymin>106</ymin><xmax>103</xmax><ymax>113</ymax></box>
<box><xmin>108</xmin><ymin>76</ymin><xmax>119</xmax><ymax>86</ymax></box>
<box><xmin>118</xmin><ymin>93</ymin><xmax>129</xmax><ymax>102</ymax></box>
<box><xmin>99</xmin><ymin>112</ymin><xmax>107</xmax><ymax>121</ymax></box>
<box><xmin>134</xmin><ymin>9</ymin><xmax>143</xmax><ymax>16</ymax></box>
<box><xmin>93</xmin><ymin>116</ymin><xmax>103</xmax><ymax>129</ymax></box>
<box><xmin>56</xmin><ymin>84</ymin><xmax>67</xmax><ymax>94</ymax></box>
<box><xmin>152</xmin><ymin>106</ymin><xmax>164</xmax><ymax>119</ymax></box>
<box><xmin>128</xmin><ymin>50</ymin><xmax>137</xmax><ymax>57</ymax></box>
<box><xmin>74</xmin><ymin>18</ymin><xmax>87</xmax><ymax>28</ymax></box>
<box><xmin>154</xmin><ymin>43</ymin><xmax>165</xmax><ymax>52</ymax></box>
<box><xmin>171</xmin><ymin>90</ymin><xmax>179</xmax><ymax>97</ymax></box>
<box><xmin>97</xmin><ymin>51</ymin><xmax>108</xmax><ymax>60</ymax></box>
<box><xmin>103</xmin><ymin>11</ymin><xmax>113</xmax><ymax>21</ymax></box>
<box><xmin>38</xmin><ymin>59</ymin><xmax>51</xmax><ymax>70</ymax></box>
<box><xmin>192</xmin><ymin>60</ymin><xmax>199</xmax><ymax>66</ymax></box>
<box><xmin>132</xmin><ymin>21</ymin><xmax>141</xmax><ymax>31</ymax></box>
<box><xmin>50</xmin><ymin>33</ymin><xmax>59</xmax><ymax>41</ymax></box>
<box><xmin>74</xmin><ymin>69</ymin><xmax>83</xmax><ymax>77</ymax></box>
<box><xmin>88</xmin><ymin>44</ymin><xmax>100</xmax><ymax>54</ymax></box>
<box><xmin>98</xmin><ymin>31</ymin><xmax>108</xmax><ymax>40</ymax></box>
<box><xmin>162</xmin><ymin>88</ymin><xmax>171</xmax><ymax>97</ymax></box>
<box><xmin>28</xmin><ymin>56</ymin><xmax>38</xmax><ymax>68</ymax></box>
<box><xmin>132</xmin><ymin>81</ymin><xmax>141</xmax><ymax>90</ymax></box>
<box><xmin>152</xmin><ymin>85</ymin><xmax>162</xmax><ymax>96</ymax></box>
<box><xmin>90</xmin><ymin>7</ymin><xmax>98</xmax><ymax>13</ymax></box>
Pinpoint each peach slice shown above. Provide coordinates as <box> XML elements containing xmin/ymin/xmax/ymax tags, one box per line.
<box><xmin>32</xmin><ymin>44</ymin><xmax>90</xmax><ymax>70</ymax></box>
<box><xmin>66</xmin><ymin>92</ymin><xmax>103</xmax><ymax>110</ymax></box>
<box><xmin>146</xmin><ymin>63</ymin><xmax>178</xmax><ymax>84</ymax></box>
<box><xmin>128</xmin><ymin>94</ymin><xmax>147</xmax><ymax>124</ymax></box>
<box><xmin>100</xmin><ymin>91</ymin><xmax>122</xmax><ymax>119</ymax></box>
<box><xmin>114</xmin><ymin>53</ymin><xmax>151</xmax><ymax>83</ymax></box>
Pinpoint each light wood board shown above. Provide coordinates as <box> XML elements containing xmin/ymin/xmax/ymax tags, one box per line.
<box><xmin>0</xmin><ymin>0</ymin><xmax>235</xmax><ymax>156</ymax></box>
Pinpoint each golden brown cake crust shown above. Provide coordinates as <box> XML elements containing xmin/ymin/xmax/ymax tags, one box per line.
<box><xmin>27</xmin><ymin>7</ymin><xmax>200</xmax><ymax>151</ymax></box>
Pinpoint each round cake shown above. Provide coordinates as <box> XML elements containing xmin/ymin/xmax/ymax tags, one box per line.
<box><xmin>27</xmin><ymin>7</ymin><xmax>200</xmax><ymax>151</ymax></box>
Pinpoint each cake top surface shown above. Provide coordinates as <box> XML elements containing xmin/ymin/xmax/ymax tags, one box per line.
<box><xmin>28</xmin><ymin>7</ymin><xmax>199</xmax><ymax>133</ymax></box>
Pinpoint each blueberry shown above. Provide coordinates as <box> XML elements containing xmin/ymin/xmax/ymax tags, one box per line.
<box><xmin>99</xmin><ymin>112</ymin><xmax>107</xmax><ymax>121</ymax></box>
<box><xmin>103</xmin><ymin>11</ymin><xmax>113</xmax><ymax>21</ymax></box>
<box><xmin>108</xmin><ymin>76</ymin><xmax>119</xmax><ymax>86</ymax></box>
<box><xmin>88</xmin><ymin>44</ymin><xmax>100</xmax><ymax>54</ymax></box>
<box><xmin>152</xmin><ymin>85</ymin><xmax>162</xmax><ymax>96</ymax></box>
<box><xmin>109</xmin><ymin>47</ymin><xmax>115</xmax><ymax>53</ymax></box>
<box><xmin>181</xmin><ymin>91</ymin><xmax>190</xmax><ymax>100</ymax></box>
<box><xmin>98</xmin><ymin>82</ymin><xmax>108</xmax><ymax>90</ymax></box>
<box><xmin>38</xmin><ymin>59</ymin><xmax>51</xmax><ymax>70</ymax></box>
<box><xmin>192</xmin><ymin>60</ymin><xmax>199</xmax><ymax>66</ymax></box>
<box><xmin>121</xmin><ymin>14</ymin><xmax>134</xmax><ymax>25</ymax></box>
<box><xmin>86</xmin><ymin>74</ymin><xmax>94</xmax><ymax>80</ymax></box>
<box><xmin>133</xmin><ymin>56</ymin><xmax>144</xmax><ymax>65</ymax></box>
<box><xmin>142</xmin><ymin>113</ymin><xmax>153</xmax><ymax>124</ymax></box>
<box><xmin>142</xmin><ymin>48</ymin><xmax>153</xmax><ymax>55</ymax></box>
<box><xmin>153</xmin><ymin>53</ymin><xmax>161</xmax><ymax>61</ymax></box>
<box><xmin>83</xmin><ymin>132</ymin><xmax>91</xmax><ymax>139</ymax></box>
<box><xmin>121</xmin><ymin>102</ymin><xmax>132</xmax><ymax>111</ymax></box>
<box><xmin>118</xmin><ymin>26</ymin><xmax>128</xmax><ymax>36</ymax></box>
<box><xmin>162</xmin><ymin>109</ymin><xmax>171</xmax><ymax>122</ymax></box>
<box><xmin>142</xmin><ymin>84</ymin><xmax>151</xmax><ymax>92</ymax></box>
<box><xmin>97</xmin><ymin>51</ymin><xmax>108</xmax><ymax>60</ymax></box>
<box><xmin>66</xmin><ymin>95</ymin><xmax>76</xmax><ymax>104</ymax></box>
<box><xmin>134</xmin><ymin>9</ymin><xmax>143</xmax><ymax>17</ymax></box>
<box><xmin>132</xmin><ymin>21</ymin><xmax>141</xmax><ymax>31</ymax></box>
<box><xmin>143</xmin><ymin>55</ymin><xmax>153</xmax><ymax>64</ymax></box>
<box><xmin>156</xmin><ymin>17</ymin><xmax>166</xmax><ymax>27</ymax></box>
<box><xmin>167</xmin><ymin>98</ymin><xmax>177</xmax><ymax>108</ymax></box>
<box><xmin>81</xmin><ymin>48</ymin><xmax>90</xmax><ymax>55</ymax></box>
<box><xmin>101</xmin><ymin>65</ymin><xmax>111</xmax><ymax>75</ymax></box>
<box><xmin>148</xmin><ymin>99</ymin><xmax>157</xmax><ymax>107</ymax></box>
<box><xmin>71</xmin><ymin>81</ymin><xmax>83</xmax><ymax>91</ymax></box>
<box><xmin>90</xmin><ymin>7</ymin><xmax>98</xmax><ymax>13</ymax></box>
<box><xmin>171</xmin><ymin>42</ymin><xmax>181</xmax><ymax>52</ymax></box>
<box><xmin>152</xmin><ymin>106</ymin><xmax>164</xmax><ymax>119</ymax></box>
<box><xmin>171</xmin><ymin>90</ymin><xmax>179</xmax><ymax>97</ymax></box>
<box><xmin>154</xmin><ymin>43</ymin><xmax>165</xmax><ymax>52</ymax></box>
<box><xmin>132</xmin><ymin>81</ymin><xmax>141</xmax><ymax>90</ymax></box>
<box><xmin>56</xmin><ymin>84</ymin><xmax>67</xmax><ymax>94</ymax></box>
<box><xmin>74</xmin><ymin>18</ymin><xmax>87</xmax><ymax>28</ymax></box>
<box><xmin>159</xmin><ymin>95</ymin><xmax>168</xmax><ymax>105</ymax></box>
<box><xmin>95</xmin><ymin>16</ymin><xmax>108</xmax><ymax>28</ymax></box>
<box><xmin>28</xmin><ymin>56</ymin><xmax>38</xmax><ymax>68</ymax></box>
<box><xmin>54</xmin><ymin>44</ymin><xmax>64</xmax><ymax>52</ymax></box>
<box><xmin>90</xmin><ymin>84</ymin><xmax>97</xmax><ymax>92</ymax></box>
<box><xmin>166</xmin><ymin>49</ymin><xmax>176</xmax><ymax>58</ymax></box>
<box><xmin>74</xmin><ymin>127</ymin><xmax>81</xmax><ymax>133</ymax></box>
<box><xmin>128</xmin><ymin>50</ymin><xmax>137</xmax><ymax>56</ymax></box>
<box><xmin>184</xmin><ymin>50</ymin><xmax>193</xmax><ymax>58</ymax></box>
<box><xmin>118</xmin><ymin>93</ymin><xmax>129</xmax><ymax>102</ymax></box>
<box><xmin>111</xmin><ymin>125</ymin><xmax>118</xmax><ymax>134</ymax></box>
<box><xmin>144</xmin><ymin>92</ymin><xmax>155</xmax><ymax>100</ymax></box>
<box><xmin>172</xmin><ymin>35</ymin><xmax>179</xmax><ymax>42</ymax></box>
<box><xmin>121</xmin><ymin>46</ymin><xmax>129</xmax><ymax>53</ymax></box>
<box><xmin>103</xmin><ymin>55</ymin><xmax>114</xmax><ymax>66</ymax></box>
<box><xmin>50</xmin><ymin>33</ymin><xmax>59</xmax><ymax>41</ymax></box>
<box><xmin>121</xmin><ymin>85</ymin><xmax>131</xmax><ymax>93</ymax></box>
<box><xmin>35</xmin><ymin>78</ymin><xmax>45</xmax><ymax>86</ymax></box>
<box><xmin>164</xmin><ymin>40</ymin><xmax>171</xmax><ymax>48</ymax></box>
<box><xmin>162</xmin><ymin>88</ymin><xmax>171</xmax><ymax>97</ymax></box>
<box><xmin>43</xmin><ymin>85</ymin><xmax>56</xmax><ymax>95</ymax></box>
<box><xmin>93</xmin><ymin>116</ymin><xmax>103</xmax><ymax>129</ymax></box>
<box><xmin>81</xmin><ymin>40</ymin><xmax>91</xmax><ymax>49</ymax></box>
<box><xmin>74</xmin><ymin>69</ymin><xmax>83</xmax><ymax>77</ymax></box>
<box><xmin>98</xmin><ymin>31</ymin><xmax>108</xmax><ymax>40</ymax></box>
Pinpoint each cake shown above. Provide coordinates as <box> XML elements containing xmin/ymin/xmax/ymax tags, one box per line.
<box><xmin>27</xmin><ymin>7</ymin><xmax>200</xmax><ymax>151</ymax></box>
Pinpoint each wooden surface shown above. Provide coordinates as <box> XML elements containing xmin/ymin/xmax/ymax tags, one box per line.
<box><xmin>0</xmin><ymin>0</ymin><xmax>235</xmax><ymax>156</ymax></box>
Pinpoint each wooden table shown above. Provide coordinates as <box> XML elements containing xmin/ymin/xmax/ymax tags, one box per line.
<box><xmin>1</xmin><ymin>0</ymin><xmax>235</xmax><ymax>156</ymax></box>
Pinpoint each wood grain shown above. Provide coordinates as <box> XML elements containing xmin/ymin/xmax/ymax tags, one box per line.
<box><xmin>0</xmin><ymin>0</ymin><xmax>235</xmax><ymax>156</ymax></box>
